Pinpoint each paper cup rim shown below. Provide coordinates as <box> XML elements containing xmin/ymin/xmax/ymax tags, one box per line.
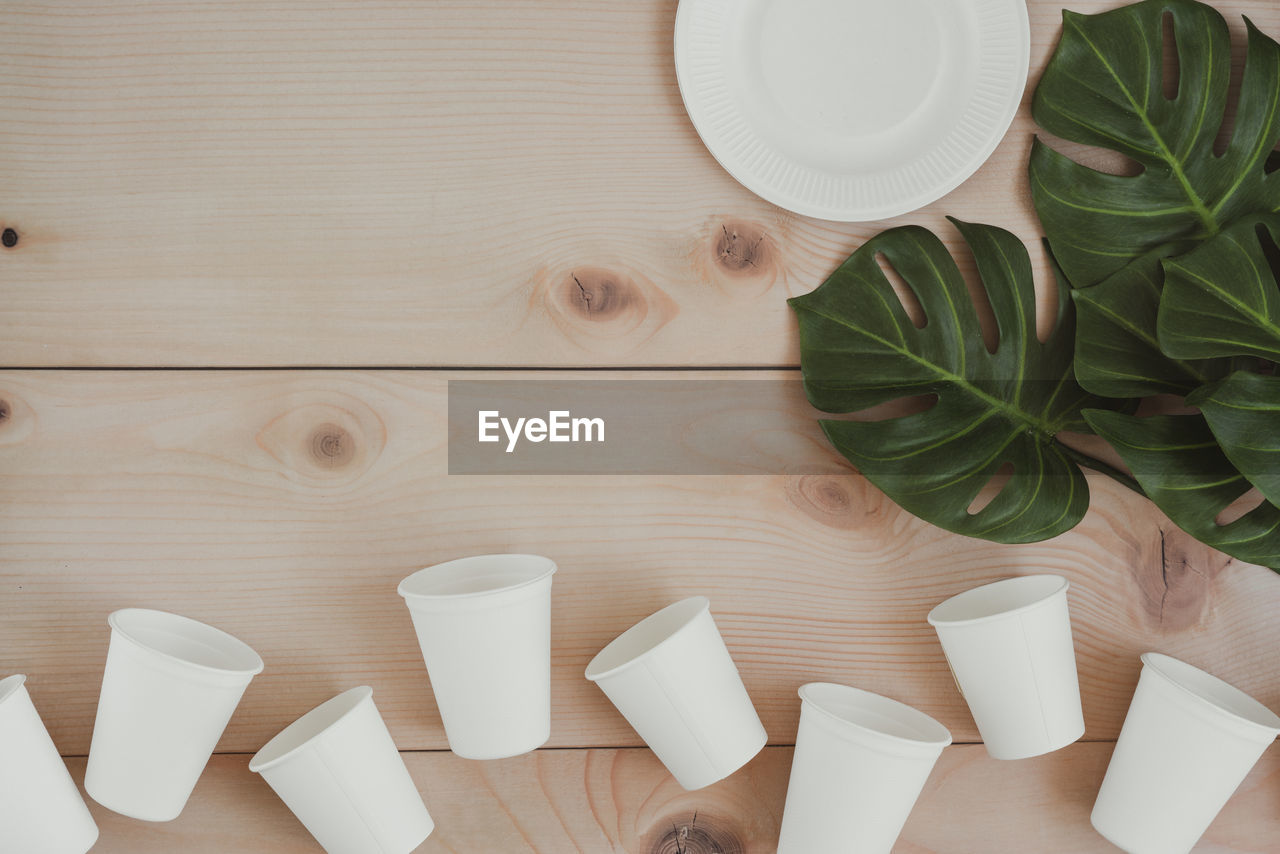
<box><xmin>249</xmin><ymin>685</ymin><xmax>374</xmax><ymax>773</ymax></box>
<box><xmin>927</xmin><ymin>574</ymin><xmax>1069</xmax><ymax>627</ymax></box>
<box><xmin>0</xmin><ymin>673</ymin><xmax>27</xmax><ymax>706</ymax></box>
<box><xmin>799</xmin><ymin>682</ymin><xmax>953</xmax><ymax>750</ymax></box>
<box><xmin>109</xmin><ymin>608</ymin><xmax>265</xmax><ymax>677</ymax></box>
<box><xmin>1140</xmin><ymin>653</ymin><xmax>1280</xmax><ymax>736</ymax></box>
<box><xmin>398</xmin><ymin>554</ymin><xmax>556</xmax><ymax>602</ymax></box>
<box><xmin>584</xmin><ymin>596</ymin><xmax>711</xmax><ymax>682</ymax></box>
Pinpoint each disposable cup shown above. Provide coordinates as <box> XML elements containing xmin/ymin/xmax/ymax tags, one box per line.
<box><xmin>0</xmin><ymin>675</ymin><xmax>99</xmax><ymax>854</ymax></box>
<box><xmin>85</xmin><ymin>608</ymin><xmax>264</xmax><ymax>821</ymax></box>
<box><xmin>585</xmin><ymin>596</ymin><xmax>767</xmax><ymax>790</ymax></box>
<box><xmin>250</xmin><ymin>686</ymin><xmax>434</xmax><ymax>854</ymax></box>
<box><xmin>927</xmin><ymin>574</ymin><xmax>1084</xmax><ymax>759</ymax></box>
<box><xmin>398</xmin><ymin>554</ymin><xmax>555</xmax><ymax>759</ymax></box>
<box><xmin>777</xmin><ymin>683</ymin><xmax>951</xmax><ymax>854</ymax></box>
<box><xmin>1091</xmin><ymin>653</ymin><xmax>1280</xmax><ymax>854</ymax></box>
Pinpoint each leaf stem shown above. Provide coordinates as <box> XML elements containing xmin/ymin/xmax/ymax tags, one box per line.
<box><xmin>1055</xmin><ymin>441</ymin><xmax>1146</xmax><ymax>497</ymax></box>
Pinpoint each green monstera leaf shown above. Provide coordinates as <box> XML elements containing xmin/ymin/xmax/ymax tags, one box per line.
<box><xmin>1071</xmin><ymin>244</ymin><xmax>1238</xmax><ymax>398</ymax></box>
<box><xmin>1191</xmin><ymin>371</ymin><xmax>1280</xmax><ymax>505</ymax></box>
<box><xmin>1085</xmin><ymin>408</ymin><xmax>1280</xmax><ymax>568</ymax></box>
<box><xmin>1160</xmin><ymin>215</ymin><xmax>1280</xmax><ymax>361</ymax></box>
<box><xmin>1031</xmin><ymin>0</ymin><xmax>1280</xmax><ymax>288</ymax></box>
<box><xmin>790</xmin><ymin>220</ymin><xmax>1115</xmax><ymax>544</ymax></box>
<box><xmin>791</xmin><ymin>0</ymin><xmax>1280</xmax><ymax>569</ymax></box>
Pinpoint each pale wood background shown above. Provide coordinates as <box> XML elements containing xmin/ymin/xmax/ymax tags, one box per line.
<box><xmin>2</xmin><ymin>1</ymin><xmax>1279</xmax><ymax>852</ymax></box>
<box><xmin>61</xmin><ymin>748</ymin><xmax>1280</xmax><ymax>853</ymax></box>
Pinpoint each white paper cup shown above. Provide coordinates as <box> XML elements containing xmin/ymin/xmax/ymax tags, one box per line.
<box><xmin>0</xmin><ymin>675</ymin><xmax>99</xmax><ymax>854</ymax></box>
<box><xmin>251</xmin><ymin>686</ymin><xmax>434</xmax><ymax>854</ymax></box>
<box><xmin>927</xmin><ymin>574</ymin><xmax>1084</xmax><ymax>759</ymax></box>
<box><xmin>398</xmin><ymin>553</ymin><xmax>555</xmax><ymax>760</ymax></box>
<box><xmin>85</xmin><ymin>608</ymin><xmax>264</xmax><ymax>821</ymax></box>
<box><xmin>585</xmin><ymin>596</ymin><xmax>767</xmax><ymax>790</ymax></box>
<box><xmin>777</xmin><ymin>683</ymin><xmax>951</xmax><ymax>854</ymax></box>
<box><xmin>1091</xmin><ymin>653</ymin><xmax>1280</xmax><ymax>854</ymax></box>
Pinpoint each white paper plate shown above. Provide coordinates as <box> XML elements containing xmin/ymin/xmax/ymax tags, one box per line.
<box><xmin>674</xmin><ymin>0</ymin><xmax>1030</xmax><ymax>221</ymax></box>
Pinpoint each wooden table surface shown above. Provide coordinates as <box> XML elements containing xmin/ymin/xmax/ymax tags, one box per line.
<box><xmin>2</xmin><ymin>1</ymin><xmax>1279</xmax><ymax>852</ymax></box>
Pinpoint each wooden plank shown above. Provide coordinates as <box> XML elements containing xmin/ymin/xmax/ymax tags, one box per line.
<box><xmin>3</xmin><ymin>370</ymin><xmax>1279</xmax><ymax>755</ymax></box>
<box><xmin>1</xmin><ymin>1</ymin><xmax>1274</xmax><ymax>367</ymax></box>
<box><xmin>63</xmin><ymin>745</ymin><xmax>1280</xmax><ymax>852</ymax></box>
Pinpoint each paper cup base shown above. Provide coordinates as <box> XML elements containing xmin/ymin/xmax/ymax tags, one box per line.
<box><xmin>450</xmin><ymin>727</ymin><xmax>549</xmax><ymax>761</ymax></box>
<box><xmin>985</xmin><ymin>719</ymin><xmax>1084</xmax><ymax>761</ymax></box>
<box><xmin>1090</xmin><ymin>813</ymin><xmax>1142</xmax><ymax>854</ymax></box>
<box><xmin>680</xmin><ymin>726</ymin><xmax>767</xmax><ymax>791</ymax></box>
<box><xmin>85</xmin><ymin>782</ymin><xmax>183</xmax><ymax>823</ymax></box>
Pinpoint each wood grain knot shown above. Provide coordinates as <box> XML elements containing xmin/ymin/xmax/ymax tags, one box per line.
<box><xmin>1132</xmin><ymin>525</ymin><xmax>1229</xmax><ymax>631</ymax></box>
<box><xmin>714</xmin><ymin>221</ymin><xmax>772</xmax><ymax>276</ymax></box>
<box><xmin>786</xmin><ymin>475</ymin><xmax>868</xmax><ymax>530</ymax></box>
<box><xmin>536</xmin><ymin>263</ymin><xmax>676</xmax><ymax>352</ymax></box>
<box><xmin>647</xmin><ymin>814</ymin><xmax>744</xmax><ymax>854</ymax></box>
<box><xmin>567</xmin><ymin>269</ymin><xmax>638</xmax><ymax>322</ymax></box>
<box><xmin>0</xmin><ymin>393</ymin><xmax>34</xmax><ymax>446</ymax></box>
<box><xmin>309</xmin><ymin>423</ymin><xmax>354</xmax><ymax>467</ymax></box>
<box><xmin>259</xmin><ymin>401</ymin><xmax>384</xmax><ymax>485</ymax></box>
<box><xmin>1</xmin><ymin>228</ymin><xmax>16</xmax><ymax>249</ymax></box>
<box><xmin>810</xmin><ymin>477</ymin><xmax>850</xmax><ymax>511</ymax></box>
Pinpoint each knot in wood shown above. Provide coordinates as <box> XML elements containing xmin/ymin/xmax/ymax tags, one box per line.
<box><xmin>714</xmin><ymin>221</ymin><xmax>772</xmax><ymax>275</ymax></box>
<box><xmin>787</xmin><ymin>475</ymin><xmax>868</xmax><ymax>531</ymax></box>
<box><xmin>647</xmin><ymin>814</ymin><xmax>744</xmax><ymax>854</ymax></box>
<box><xmin>309</xmin><ymin>423</ymin><xmax>354</xmax><ymax>467</ymax></box>
<box><xmin>1136</xmin><ymin>525</ymin><xmax>1224</xmax><ymax>631</ymax></box>
<box><xmin>567</xmin><ymin>269</ymin><xmax>639</xmax><ymax>321</ymax></box>
<box><xmin>810</xmin><ymin>476</ymin><xmax>850</xmax><ymax>512</ymax></box>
